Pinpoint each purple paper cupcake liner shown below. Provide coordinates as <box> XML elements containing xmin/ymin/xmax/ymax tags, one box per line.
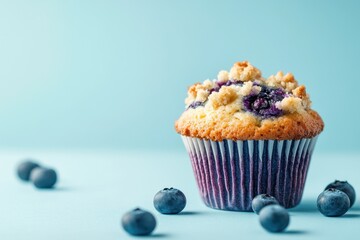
<box><xmin>181</xmin><ymin>136</ymin><xmax>319</xmax><ymax>211</ymax></box>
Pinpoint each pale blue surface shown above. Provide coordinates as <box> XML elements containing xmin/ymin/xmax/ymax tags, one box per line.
<box><xmin>1</xmin><ymin>150</ymin><xmax>359</xmax><ymax>239</ymax></box>
<box><xmin>0</xmin><ymin>0</ymin><xmax>360</xmax><ymax>152</ymax></box>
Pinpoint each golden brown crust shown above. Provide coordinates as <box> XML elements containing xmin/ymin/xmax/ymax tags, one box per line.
<box><xmin>176</xmin><ymin>61</ymin><xmax>324</xmax><ymax>141</ymax></box>
<box><xmin>175</xmin><ymin>109</ymin><xmax>324</xmax><ymax>141</ymax></box>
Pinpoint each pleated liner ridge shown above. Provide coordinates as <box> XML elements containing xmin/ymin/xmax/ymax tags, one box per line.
<box><xmin>181</xmin><ymin>136</ymin><xmax>318</xmax><ymax>211</ymax></box>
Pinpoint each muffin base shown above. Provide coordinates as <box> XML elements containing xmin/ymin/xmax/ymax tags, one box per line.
<box><xmin>182</xmin><ymin>136</ymin><xmax>318</xmax><ymax>211</ymax></box>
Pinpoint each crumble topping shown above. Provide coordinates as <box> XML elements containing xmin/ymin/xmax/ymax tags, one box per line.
<box><xmin>184</xmin><ymin>61</ymin><xmax>311</xmax><ymax>118</ymax></box>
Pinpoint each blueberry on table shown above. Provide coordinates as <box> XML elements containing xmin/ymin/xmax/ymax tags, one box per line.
<box><xmin>252</xmin><ymin>194</ymin><xmax>279</xmax><ymax>214</ymax></box>
<box><xmin>317</xmin><ymin>188</ymin><xmax>350</xmax><ymax>217</ymax></box>
<box><xmin>153</xmin><ymin>187</ymin><xmax>187</xmax><ymax>214</ymax></box>
<box><xmin>259</xmin><ymin>205</ymin><xmax>290</xmax><ymax>233</ymax></box>
<box><xmin>325</xmin><ymin>180</ymin><xmax>356</xmax><ymax>208</ymax></box>
<box><xmin>30</xmin><ymin>168</ymin><xmax>57</xmax><ymax>189</ymax></box>
<box><xmin>16</xmin><ymin>160</ymin><xmax>40</xmax><ymax>181</ymax></box>
<box><xmin>121</xmin><ymin>208</ymin><xmax>156</xmax><ymax>236</ymax></box>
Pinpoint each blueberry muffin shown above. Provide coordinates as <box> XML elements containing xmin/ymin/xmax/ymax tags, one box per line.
<box><xmin>175</xmin><ymin>61</ymin><xmax>324</xmax><ymax>211</ymax></box>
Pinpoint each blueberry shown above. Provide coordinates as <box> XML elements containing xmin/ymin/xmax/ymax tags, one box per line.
<box><xmin>30</xmin><ymin>167</ymin><xmax>57</xmax><ymax>189</ymax></box>
<box><xmin>259</xmin><ymin>205</ymin><xmax>290</xmax><ymax>232</ymax></box>
<box><xmin>252</xmin><ymin>194</ymin><xmax>279</xmax><ymax>214</ymax></box>
<box><xmin>253</xmin><ymin>98</ymin><xmax>269</xmax><ymax>110</ymax></box>
<box><xmin>187</xmin><ymin>101</ymin><xmax>204</xmax><ymax>109</ymax></box>
<box><xmin>121</xmin><ymin>208</ymin><xmax>156</xmax><ymax>236</ymax></box>
<box><xmin>16</xmin><ymin>160</ymin><xmax>40</xmax><ymax>181</ymax></box>
<box><xmin>153</xmin><ymin>187</ymin><xmax>186</xmax><ymax>214</ymax></box>
<box><xmin>317</xmin><ymin>188</ymin><xmax>350</xmax><ymax>217</ymax></box>
<box><xmin>325</xmin><ymin>180</ymin><xmax>356</xmax><ymax>208</ymax></box>
<box><xmin>243</xmin><ymin>85</ymin><xmax>286</xmax><ymax>118</ymax></box>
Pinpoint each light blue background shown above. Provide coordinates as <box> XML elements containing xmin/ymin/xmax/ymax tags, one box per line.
<box><xmin>0</xmin><ymin>0</ymin><xmax>359</xmax><ymax>152</ymax></box>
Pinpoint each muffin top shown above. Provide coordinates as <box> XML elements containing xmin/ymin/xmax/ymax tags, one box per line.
<box><xmin>175</xmin><ymin>61</ymin><xmax>324</xmax><ymax>141</ymax></box>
